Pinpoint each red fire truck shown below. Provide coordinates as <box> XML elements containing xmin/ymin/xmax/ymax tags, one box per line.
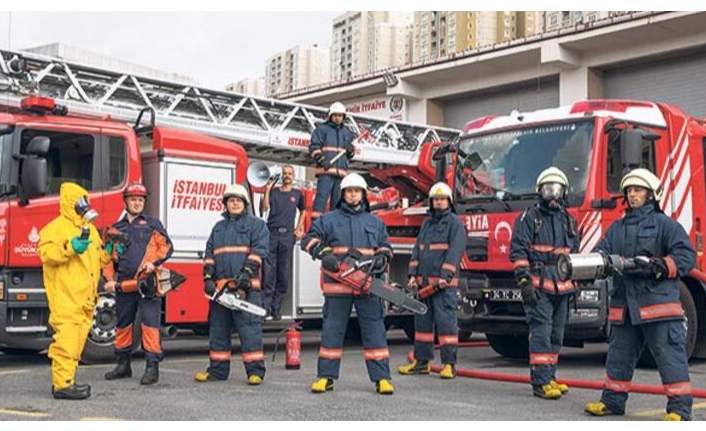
<box><xmin>381</xmin><ymin>99</ymin><xmax>706</xmax><ymax>362</ymax></box>
<box><xmin>0</xmin><ymin>49</ymin><xmax>458</xmax><ymax>360</ymax></box>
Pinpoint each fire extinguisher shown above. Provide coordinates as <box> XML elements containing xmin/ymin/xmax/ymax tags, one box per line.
<box><xmin>285</xmin><ymin>323</ymin><xmax>301</xmax><ymax>370</ymax></box>
<box><xmin>272</xmin><ymin>321</ymin><xmax>302</xmax><ymax>369</ymax></box>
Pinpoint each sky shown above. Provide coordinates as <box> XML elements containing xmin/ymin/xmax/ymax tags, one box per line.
<box><xmin>0</xmin><ymin>11</ymin><xmax>341</xmax><ymax>89</ymax></box>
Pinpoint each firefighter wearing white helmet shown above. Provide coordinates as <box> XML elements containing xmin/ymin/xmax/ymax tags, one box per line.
<box><xmin>302</xmin><ymin>172</ymin><xmax>395</xmax><ymax>394</ymax></box>
<box><xmin>509</xmin><ymin>167</ymin><xmax>580</xmax><ymax>399</ymax></box>
<box><xmin>585</xmin><ymin>168</ymin><xmax>695</xmax><ymax>420</ymax></box>
<box><xmin>619</xmin><ymin>168</ymin><xmax>663</xmax><ymax>204</ymax></box>
<box><xmin>194</xmin><ymin>183</ymin><xmax>269</xmax><ymax>385</ymax></box>
<box><xmin>309</xmin><ymin>101</ymin><xmax>356</xmax><ymax>219</ymax></box>
<box><xmin>536</xmin><ymin>166</ymin><xmax>569</xmax><ymax>208</ymax></box>
<box><xmin>399</xmin><ymin>182</ymin><xmax>465</xmax><ymax>379</ymax></box>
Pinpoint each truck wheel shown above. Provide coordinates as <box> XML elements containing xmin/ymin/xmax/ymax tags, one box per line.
<box><xmin>486</xmin><ymin>334</ymin><xmax>529</xmax><ymax>360</ymax></box>
<box><xmin>82</xmin><ymin>294</ymin><xmax>141</xmax><ymax>364</ymax></box>
<box><xmin>638</xmin><ymin>282</ymin><xmax>697</xmax><ymax>368</ymax></box>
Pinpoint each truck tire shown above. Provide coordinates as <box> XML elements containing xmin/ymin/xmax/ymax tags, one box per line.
<box><xmin>82</xmin><ymin>294</ymin><xmax>141</xmax><ymax>364</ymax></box>
<box><xmin>638</xmin><ymin>282</ymin><xmax>697</xmax><ymax>368</ymax></box>
<box><xmin>486</xmin><ymin>334</ymin><xmax>529</xmax><ymax>360</ymax></box>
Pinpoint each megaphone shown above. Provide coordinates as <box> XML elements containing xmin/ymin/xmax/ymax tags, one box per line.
<box><xmin>247</xmin><ymin>161</ymin><xmax>282</xmax><ymax>188</ymax></box>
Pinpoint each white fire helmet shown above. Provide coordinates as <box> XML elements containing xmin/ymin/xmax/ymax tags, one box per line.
<box><xmin>340</xmin><ymin>173</ymin><xmax>367</xmax><ymax>192</ymax></box>
<box><xmin>222</xmin><ymin>184</ymin><xmax>250</xmax><ymax>206</ymax></box>
<box><xmin>536</xmin><ymin>167</ymin><xmax>569</xmax><ymax>202</ymax></box>
<box><xmin>428</xmin><ymin>182</ymin><xmax>453</xmax><ymax>205</ymax></box>
<box><xmin>328</xmin><ymin>102</ymin><xmax>346</xmax><ymax>118</ymax></box>
<box><xmin>620</xmin><ymin>168</ymin><xmax>663</xmax><ymax>202</ymax></box>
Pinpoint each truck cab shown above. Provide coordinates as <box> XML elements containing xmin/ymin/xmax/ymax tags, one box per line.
<box><xmin>0</xmin><ymin>96</ymin><xmax>248</xmax><ymax>359</ymax></box>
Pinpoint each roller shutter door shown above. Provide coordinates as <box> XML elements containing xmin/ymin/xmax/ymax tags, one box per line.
<box><xmin>604</xmin><ymin>51</ymin><xmax>706</xmax><ymax>118</ymax></box>
<box><xmin>442</xmin><ymin>78</ymin><xmax>560</xmax><ymax>129</ymax></box>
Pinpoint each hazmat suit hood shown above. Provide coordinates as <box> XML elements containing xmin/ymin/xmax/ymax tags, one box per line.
<box><xmin>59</xmin><ymin>182</ymin><xmax>92</xmax><ymax>227</ymax></box>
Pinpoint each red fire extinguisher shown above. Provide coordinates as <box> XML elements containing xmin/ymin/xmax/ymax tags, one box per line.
<box><xmin>273</xmin><ymin>321</ymin><xmax>302</xmax><ymax>369</ymax></box>
<box><xmin>285</xmin><ymin>323</ymin><xmax>301</xmax><ymax>370</ymax></box>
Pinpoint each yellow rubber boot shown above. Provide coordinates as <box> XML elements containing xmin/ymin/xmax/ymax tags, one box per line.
<box><xmin>376</xmin><ymin>379</ymin><xmax>394</xmax><ymax>395</ymax></box>
<box><xmin>310</xmin><ymin>378</ymin><xmax>334</xmax><ymax>393</ymax></box>
<box><xmin>532</xmin><ymin>383</ymin><xmax>562</xmax><ymax>400</ymax></box>
<box><xmin>663</xmin><ymin>412</ymin><xmax>684</xmax><ymax>421</ymax></box>
<box><xmin>439</xmin><ymin>364</ymin><xmax>456</xmax><ymax>379</ymax></box>
<box><xmin>194</xmin><ymin>371</ymin><xmax>210</xmax><ymax>382</ymax></box>
<box><xmin>247</xmin><ymin>375</ymin><xmax>263</xmax><ymax>386</ymax></box>
<box><xmin>397</xmin><ymin>360</ymin><xmax>430</xmax><ymax>375</ymax></box>
<box><xmin>549</xmin><ymin>380</ymin><xmax>569</xmax><ymax>394</ymax></box>
<box><xmin>584</xmin><ymin>401</ymin><xmax>618</xmax><ymax>416</ymax></box>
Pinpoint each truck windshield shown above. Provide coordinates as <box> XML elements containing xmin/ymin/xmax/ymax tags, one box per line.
<box><xmin>456</xmin><ymin>120</ymin><xmax>594</xmax><ymax>207</ymax></box>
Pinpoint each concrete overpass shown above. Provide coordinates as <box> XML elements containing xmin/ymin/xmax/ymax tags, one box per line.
<box><xmin>283</xmin><ymin>11</ymin><xmax>706</xmax><ymax>129</ymax></box>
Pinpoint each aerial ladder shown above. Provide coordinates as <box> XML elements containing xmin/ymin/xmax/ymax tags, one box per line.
<box><xmin>0</xmin><ymin>48</ymin><xmax>460</xmax><ymax>169</ymax></box>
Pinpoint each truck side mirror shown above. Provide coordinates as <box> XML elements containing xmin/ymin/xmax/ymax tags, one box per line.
<box><xmin>21</xmin><ymin>157</ymin><xmax>47</xmax><ymax>199</ymax></box>
<box><xmin>620</xmin><ymin>129</ymin><xmax>644</xmax><ymax>168</ymax></box>
<box><xmin>27</xmin><ymin>136</ymin><xmax>50</xmax><ymax>156</ymax></box>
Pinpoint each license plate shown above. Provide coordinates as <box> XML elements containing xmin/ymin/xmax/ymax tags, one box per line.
<box><xmin>488</xmin><ymin>288</ymin><xmax>522</xmax><ymax>302</ymax></box>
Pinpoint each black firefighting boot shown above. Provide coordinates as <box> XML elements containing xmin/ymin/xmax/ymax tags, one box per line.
<box><xmin>140</xmin><ymin>361</ymin><xmax>159</xmax><ymax>385</ymax></box>
<box><xmin>104</xmin><ymin>356</ymin><xmax>132</xmax><ymax>380</ymax></box>
<box><xmin>53</xmin><ymin>384</ymin><xmax>91</xmax><ymax>400</ymax></box>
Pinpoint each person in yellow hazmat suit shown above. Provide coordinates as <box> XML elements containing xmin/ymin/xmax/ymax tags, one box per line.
<box><xmin>38</xmin><ymin>182</ymin><xmax>112</xmax><ymax>400</ymax></box>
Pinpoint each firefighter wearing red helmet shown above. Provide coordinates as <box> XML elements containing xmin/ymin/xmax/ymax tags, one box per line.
<box><xmin>102</xmin><ymin>181</ymin><xmax>173</xmax><ymax>385</ymax></box>
<box><xmin>398</xmin><ymin>182</ymin><xmax>466</xmax><ymax>379</ymax></box>
<box><xmin>194</xmin><ymin>184</ymin><xmax>269</xmax><ymax>385</ymax></box>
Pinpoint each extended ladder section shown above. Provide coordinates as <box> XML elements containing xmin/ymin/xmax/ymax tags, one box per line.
<box><xmin>0</xmin><ymin>49</ymin><xmax>459</xmax><ymax>168</ymax></box>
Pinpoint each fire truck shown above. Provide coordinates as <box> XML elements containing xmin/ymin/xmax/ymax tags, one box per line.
<box><xmin>0</xmin><ymin>49</ymin><xmax>458</xmax><ymax>360</ymax></box>
<box><xmin>384</xmin><ymin>99</ymin><xmax>706</xmax><ymax>362</ymax></box>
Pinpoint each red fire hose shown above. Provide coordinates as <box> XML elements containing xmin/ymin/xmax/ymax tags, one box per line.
<box><xmin>408</xmin><ymin>341</ymin><xmax>706</xmax><ymax>398</ymax></box>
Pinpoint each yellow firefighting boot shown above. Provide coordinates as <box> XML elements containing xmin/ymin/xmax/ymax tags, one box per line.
<box><xmin>397</xmin><ymin>360</ymin><xmax>430</xmax><ymax>375</ymax></box>
<box><xmin>584</xmin><ymin>401</ymin><xmax>618</xmax><ymax>416</ymax></box>
<box><xmin>532</xmin><ymin>383</ymin><xmax>562</xmax><ymax>399</ymax></box>
<box><xmin>376</xmin><ymin>379</ymin><xmax>394</xmax><ymax>395</ymax></box>
<box><xmin>194</xmin><ymin>371</ymin><xmax>210</xmax><ymax>382</ymax></box>
<box><xmin>549</xmin><ymin>379</ymin><xmax>569</xmax><ymax>394</ymax></box>
<box><xmin>663</xmin><ymin>412</ymin><xmax>684</xmax><ymax>421</ymax></box>
<box><xmin>247</xmin><ymin>375</ymin><xmax>263</xmax><ymax>386</ymax></box>
<box><xmin>310</xmin><ymin>378</ymin><xmax>334</xmax><ymax>393</ymax></box>
<box><xmin>439</xmin><ymin>364</ymin><xmax>456</xmax><ymax>379</ymax></box>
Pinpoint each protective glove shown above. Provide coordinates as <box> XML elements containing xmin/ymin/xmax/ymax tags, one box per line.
<box><xmin>204</xmin><ymin>279</ymin><xmax>216</xmax><ymax>296</ymax></box>
<box><xmin>70</xmin><ymin>236</ymin><xmax>91</xmax><ymax>255</ymax></box>
<box><xmin>517</xmin><ymin>276</ymin><xmax>538</xmax><ymax>308</ymax></box>
<box><xmin>312</xmin><ymin>244</ymin><xmax>332</xmax><ymax>260</ymax></box>
<box><xmin>105</xmin><ymin>241</ymin><xmax>125</xmax><ymax>257</ymax></box>
<box><xmin>321</xmin><ymin>254</ymin><xmax>340</xmax><ymax>273</ymax></box>
<box><xmin>344</xmin><ymin>141</ymin><xmax>356</xmax><ymax>159</ymax></box>
<box><xmin>314</xmin><ymin>153</ymin><xmax>331</xmax><ymax>170</ymax></box>
<box><xmin>633</xmin><ymin>256</ymin><xmax>667</xmax><ymax>280</ymax></box>
<box><xmin>371</xmin><ymin>250</ymin><xmax>391</xmax><ymax>275</ymax></box>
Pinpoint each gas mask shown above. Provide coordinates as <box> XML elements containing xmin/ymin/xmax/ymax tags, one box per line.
<box><xmin>75</xmin><ymin>196</ymin><xmax>99</xmax><ymax>223</ymax></box>
<box><xmin>540</xmin><ymin>183</ymin><xmax>564</xmax><ymax>208</ymax></box>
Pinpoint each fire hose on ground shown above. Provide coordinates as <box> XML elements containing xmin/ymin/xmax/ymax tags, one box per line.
<box><xmin>407</xmin><ymin>341</ymin><xmax>706</xmax><ymax>398</ymax></box>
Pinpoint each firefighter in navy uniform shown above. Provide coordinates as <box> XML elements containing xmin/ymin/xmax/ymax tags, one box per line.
<box><xmin>509</xmin><ymin>167</ymin><xmax>580</xmax><ymax>399</ymax></box>
<box><xmin>309</xmin><ymin>102</ymin><xmax>356</xmax><ymax>219</ymax></box>
<box><xmin>103</xmin><ymin>182</ymin><xmax>173</xmax><ymax>385</ymax></box>
<box><xmin>302</xmin><ymin>173</ymin><xmax>394</xmax><ymax>394</ymax></box>
<box><xmin>398</xmin><ymin>182</ymin><xmax>466</xmax><ymax>379</ymax></box>
<box><xmin>194</xmin><ymin>184</ymin><xmax>269</xmax><ymax>385</ymax></box>
<box><xmin>585</xmin><ymin>168</ymin><xmax>695</xmax><ymax>421</ymax></box>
